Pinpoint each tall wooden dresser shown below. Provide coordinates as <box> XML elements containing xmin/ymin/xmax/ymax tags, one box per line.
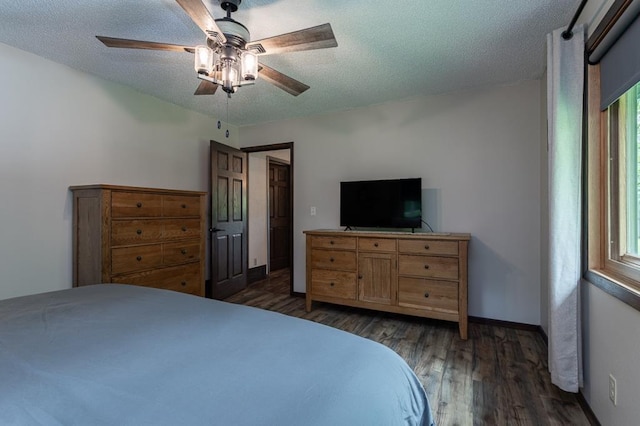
<box><xmin>70</xmin><ymin>185</ymin><xmax>206</xmax><ymax>296</ymax></box>
<box><xmin>305</xmin><ymin>229</ymin><xmax>470</xmax><ymax>339</ymax></box>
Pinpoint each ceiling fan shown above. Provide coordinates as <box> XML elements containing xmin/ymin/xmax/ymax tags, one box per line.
<box><xmin>96</xmin><ymin>0</ymin><xmax>338</xmax><ymax>97</ymax></box>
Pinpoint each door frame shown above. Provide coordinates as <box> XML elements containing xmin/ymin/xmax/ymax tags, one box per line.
<box><xmin>242</xmin><ymin>142</ymin><xmax>295</xmax><ymax>296</ymax></box>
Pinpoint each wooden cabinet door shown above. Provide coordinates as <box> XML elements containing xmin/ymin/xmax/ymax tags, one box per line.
<box><xmin>358</xmin><ymin>252</ymin><xmax>396</xmax><ymax>305</ymax></box>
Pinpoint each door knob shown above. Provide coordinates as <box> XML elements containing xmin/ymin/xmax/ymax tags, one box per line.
<box><xmin>209</xmin><ymin>227</ymin><xmax>224</xmax><ymax>233</ymax></box>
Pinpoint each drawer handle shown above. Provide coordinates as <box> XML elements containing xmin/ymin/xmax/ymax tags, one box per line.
<box><xmin>329</xmin><ymin>257</ymin><xmax>334</xmax><ymax>262</ymax></box>
<box><xmin>181</xmin><ymin>249</ymin><xmax>187</xmax><ymax>255</ymax></box>
<box><xmin>424</xmin><ymin>244</ymin><xmax>430</xmax><ymax>250</ymax></box>
<box><xmin>358</xmin><ymin>275</ymin><xmax>363</xmax><ymax>279</ymax></box>
<box><xmin>330</xmin><ymin>282</ymin><xmax>335</xmax><ymax>287</ymax></box>
<box><xmin>181</xmin><ymin>281</ymin><xmax>187</xmax><ymax>286</ymax></box>
<box><xmin>136</xmin><ymin>202</ymin><xmax>142</xmax><ymax>208</ymax></box>
<box><xmin>182</xmin><ymin>204</ymin><xmax>187</xmax><ymax>208</ymax></box>
<box><xmin>136</xmin><ymin>256</ymin><xmax>142</xmax><ymax>261</ymax></box>
<box><xmin>424</xmin><ymin>264</ymin><xmax>430</xmax><ymax>269</ymax></box>
<box><xmin>424</xmin><ymin>292</ymin><xmax>430</xmax><ymax>298</ymax></box>
<box><xmin>182</xmin><ymin>226</ymin><xmax>187</xmax><ymax>232</ymax></box>
<box><xmin>374</xmin><ymin>242</ymin><xmax>379</xmax><ymax>247</ymax></box>
<box><xmin>136</xmin><ymin>229</ymin><xmax>142</xmax><ymax>235</ymax></box>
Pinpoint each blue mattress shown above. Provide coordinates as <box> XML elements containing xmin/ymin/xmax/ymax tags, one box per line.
<box><xmin>0</xmin><ymin>284</ymin><xmax>434</xmax><ymax>425</ymax></box>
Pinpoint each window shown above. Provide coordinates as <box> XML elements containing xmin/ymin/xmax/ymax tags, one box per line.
<box><xmin>586</xmin><ymin>1</ymin><xmax>640</xmax><ymax>308</ymax></box>
<box><xmin>602</xmin><ymin>81</ymin><xmax>640</xmax><ymax>289</ymax></box>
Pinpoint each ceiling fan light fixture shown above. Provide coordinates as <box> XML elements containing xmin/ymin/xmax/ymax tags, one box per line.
<box><xmin>194</xmin><ymin>45</ymin><xmax>214</xmax><ymax>74</ymax></box>
<box><xmin>241</xmin><ymin>51</ymin><xmax>258</xmax><ymax>80</ymax></box>
<box><xmin>222</xmin><ymin>60</ymin><xmax>239</xmax><ymax>93</ymax></box>
<box><xmin>98</xmin><ymin>0</ymin><xmax>337</xmax><ymax>98</ymax></box>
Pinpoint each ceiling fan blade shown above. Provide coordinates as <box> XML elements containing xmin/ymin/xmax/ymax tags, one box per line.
<box><xmin>175</xmin><ymin>0</ymin><xmax>226</xmax><ymax>44</ymax></box>
<box><xmin>247</xmin><ymin>23</ymin><xmax>337</xmax><ymax>56</ymax></box>
<box><xmin>194</xmin><ymin>79</ymin><xmax>219</xmax><ymax>95</ymax></box>
<box><xmin>96</xmin><ymin>36</ymin><xmax>195</xmax><ymax>53</ymax></box>
<box><xmin>258</xmin><ymin>64</ymin><xmax>310</xmax><ymax>96</ymax></box>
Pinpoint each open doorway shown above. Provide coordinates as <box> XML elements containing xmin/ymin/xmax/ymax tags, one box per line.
<box><xmin>268</xmin><ymin>157</ymin><xmax>291</xmax><ymax>272</ymax></box>
<box><xmin>243</xmin><ymin>142</ymin><xmax>294</xmax><ymax>295</ymax></box>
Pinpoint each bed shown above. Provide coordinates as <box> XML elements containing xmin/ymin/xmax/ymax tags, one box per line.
<box><xmin>0</xmin><ymin>284</ymin><xmax>434</xmax><ymax>425</ymax></box>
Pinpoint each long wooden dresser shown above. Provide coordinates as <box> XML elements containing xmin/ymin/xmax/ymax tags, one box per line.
<box><xmin>70</xmin><ymin>184</ymin><xmax>206</xmax><ymax>296</ymax></box>
<box><xmin>304</xmin><ymin>230</ymin><xmax>471</xmax><ymax>339</ymax></box>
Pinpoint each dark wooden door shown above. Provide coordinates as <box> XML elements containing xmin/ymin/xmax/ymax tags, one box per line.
<box><xmin>269</xmin><ymin>160</ymin><xmax>290</xmax><ymax>271</ymax></box>
<box><xmin>210</xmin><ymin>141</ymin><xmax>248</xmax><ymax>299</ymax></box>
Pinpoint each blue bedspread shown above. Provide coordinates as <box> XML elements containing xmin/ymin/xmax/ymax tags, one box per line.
<box><xmin>0</xmin><ymin>284</ymin><xmax>434</xmax><ymax>425</ymax></box>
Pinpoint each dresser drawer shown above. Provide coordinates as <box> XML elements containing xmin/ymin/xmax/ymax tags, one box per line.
<box><xmin>398</xmin><ymin>277</ymin><xmax>458</xmax><ymax>313</ymax></box>
<box><xmin>310</xmin><ymin>236</ymin><xmax>357</xmax><ymax>250</ymax></box>
<box><xmin>398</xmin><ymin>254</ymin><xmax>458</xmax><ymax>279</ymax></box>
<box><xmin>111</xmin><ymin>192</ymin><xmax>162</xmax><ymax>218</ymax></box>
<box><xmin>163</xmin><ymin>241</ymin><xmax>201</xmax><ymax>265</ymax></box>
<box><xmin>163</xmin><ymin>195</ymin><xmax>201</xmax><ymax>217</ymax></box>
<box><xmin>311</xmin><ymin>269</ymin><xmax>357</xmax><ymax>300</ymax></box>
<box><xmin>310</xmin><ymin>249</ymin><xmax>357</xmax><ymax>271</ymax></box>
<box><xmin>112</xmin><ymin>220</ymin><xmax>163</xmax><ymax>245</ymax></box>
<box><xmin>398</xmin><ymin>239</ymin><xmax>458</xmax><ymax>256</ymax></box>
<box><xmin>112</xmin><ymin>263</ymin><xmax>202</xmax><ymax>295</ymax></box>
<box><xmin>358</xmin><ymin>237</ymin><xmax>397</xmax><ymax>252</ymax></box>
<box><xmin>163</xmin><ymin>219</ymin><xmax>201</xmax><ymax>240</ymax></box>
<box><xmin>112</xmin><ymin>244</ymin><xmax>163</xmax><ymax>274</ymax></box>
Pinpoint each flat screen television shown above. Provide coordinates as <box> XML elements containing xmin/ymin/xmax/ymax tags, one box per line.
<box><xmin>340</xmin><ymin>178</ymin><xmax>422</xmax><ymax>229</ymax></box>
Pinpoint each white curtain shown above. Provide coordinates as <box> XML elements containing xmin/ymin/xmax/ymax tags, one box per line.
<box><xmin>546</xmin><ymin>25</ymin><xmax>584</xmax><ymax>393</ymax></box>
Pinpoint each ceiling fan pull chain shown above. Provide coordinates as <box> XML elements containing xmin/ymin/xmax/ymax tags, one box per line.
<box><xmin>226</xmin><ymin>96</ymin><xmax>230</xmax><ymax>138</ymax></box>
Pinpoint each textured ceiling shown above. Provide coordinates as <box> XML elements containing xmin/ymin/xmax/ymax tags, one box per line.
<box><xmin>0</xmin><ymin>0</ymin><xmax>578</xmax><ymax>126</ymax></box>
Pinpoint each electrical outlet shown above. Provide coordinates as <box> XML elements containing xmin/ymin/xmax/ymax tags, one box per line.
<box><xmin>253</xmin><ymin>258</ymin><xmax>257</xmax><ymax>266</ymax></box>
<box><xmin>310</xmin><ymin>206</ymin><xmax>316</xmax><ymax>216</ymax></box>
<box><xmin>609</xmin><ymin>374</ymin><xmax>617</xmax><ymax>406</ymax></box>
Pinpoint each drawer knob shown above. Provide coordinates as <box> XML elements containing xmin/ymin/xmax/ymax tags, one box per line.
<box><xmin>182</xmin><ymin>226</ymin><xmax>187</xmax><ymax>232</ymax></box>
<box><xmin>329</xmin><ymin>257</ymin><xmax>334</xmax><ymax>262</ymax></box>
<box><xmin>330</xmin><ymin>240</ymin><xmax>334</xmax><ymax>245</ymax></box>
<box><xmin>424</xmin><ymin>292</ymin><xmax>430</xmax><ymax>298</ymax></box>
<box><xmin>182</xmin><ymin>204</ymin><xmax>187</xmax><ymax>208</ymax></box>
<box><xmin>424</xmin><ymin>264</ymin><xmax>430</xmax><ymax>269</ymax></box>
<box><xmin>358</xmin><ymin>275</ymin><xmax>363</xmax><ymax>279</ymax></box>
<box><xmin>374</xmin><ymin>242</ymin><xmax>379</xmax><ymax>247</ymax></box>
<box><xmin>136</xmin><ymin>202</ymin><xmax>142</xmax><ymax>208</ymax></box>
<box><xmin>330</xmin><ymin>282</ymin><xmax>335</xmax><ymax>287</ymax></box>
<box><xmin>136</xmin><ymin>256</ymin><xmax>142</xmax><ymax>261</ymax></box>
<box><xmin>181</xmin><ymin>249</ymin><xmax>187</xmax><ymax>255</ymax></box>
<box><xmin>181</xmin><ymin>281</ymin><xmax>187</xmax><ymax>286</ymax></box>
<box><xmin>136</xmin><ymin>229</ymin><xmax>142</xmax><ymax>235</ymax></box>
<box><xmin>424</xmin><ymin>244</ymin><xmax>430</xmax><ymax>250</ymax></box>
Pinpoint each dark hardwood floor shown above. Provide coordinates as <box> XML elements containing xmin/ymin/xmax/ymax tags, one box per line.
<box><xmin>225</xmin><ymin>269</ymin><xmax>590</xmax><ymax>425</ymax></box>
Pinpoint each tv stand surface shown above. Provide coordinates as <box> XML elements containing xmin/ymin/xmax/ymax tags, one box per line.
<box><xmin>331</xmin><ymin>228</ymin><xmax>453</xmax><ymax>236</ymax></box>
<box><xmin>304</xmin><ymin>229</ymin><xmax>470</xmax><ymax>339</ymax></box>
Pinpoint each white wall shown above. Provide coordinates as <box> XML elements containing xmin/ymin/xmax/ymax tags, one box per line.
<box><xmin>0</xmin><ymin>42</ymin><xmax>237</xmax><ymax>300</ymax></box>
<box><xmin>248</xmin><ymin>149</ymin><xmax>290</xmax><ymax>270</ymax></box>
<box><xmin>581</xmin><ymin>284</ymin><xmax>640</xmax><ymax>425</ymax></box>
<box><xmin>240</xmin><ymin>81</ymin><xmax>542</xmax><ymax>324</ymax></box>
<box><xmin>248</xmin><ymin>152</ymin><xmax>269</xmax><ymax>269</ymax></box>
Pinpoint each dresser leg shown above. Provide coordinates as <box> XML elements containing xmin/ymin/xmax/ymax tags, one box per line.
<box><xmin>459</xmin><ymin>320</ymin><xmax>468</xmax><ymax>340</ymax></box>
<box><xmin>305</xmin><ymin>296</ymin><xmax>313</xmax><ymax>313</ymax></box>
